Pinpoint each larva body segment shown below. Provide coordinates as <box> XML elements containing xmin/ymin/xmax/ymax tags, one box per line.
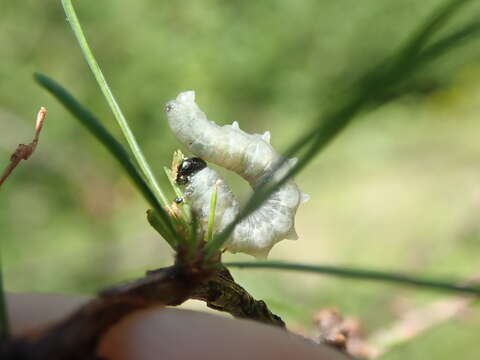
<box><xmin>166</xmin><ymin>91</ymin><xmax>309</xmax><ymax>258</ymax></box>
<box><xmin>184</xmin><ymin>167</ymin><xmax>239</xmax><ymax>235</ymax></box>
<box><xmin>166</xmin><ymin>91</ymin><xmax>276</xmax><ymax>184</ymax></box>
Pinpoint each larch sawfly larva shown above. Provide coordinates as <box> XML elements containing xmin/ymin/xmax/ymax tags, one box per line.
<box><xmin>165</xmin><ymin>91</ymin><xmax>309</xmax><ymax>258</ymax></box>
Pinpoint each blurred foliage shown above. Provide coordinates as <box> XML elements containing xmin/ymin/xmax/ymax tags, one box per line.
<box><xmin>2</xmin><ymin>1</ymin><xmax>480</xmax><ymax>358</ymax></box>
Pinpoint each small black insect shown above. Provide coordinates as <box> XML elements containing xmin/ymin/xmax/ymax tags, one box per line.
<box><xmin>174</xmin><ymin>197</ymin><xmax>184</xmax><ymax>204</ymax></box>
<box><xmin>176</xmin><ymin>157</ymin><xmax>207</xmax><ymax>185</ymax></box>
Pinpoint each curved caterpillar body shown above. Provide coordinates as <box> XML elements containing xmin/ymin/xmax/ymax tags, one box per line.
<box><xmin>166</xmin><ymin>91</ymin><xmax>309</xmax><ymax>258</ymax></box>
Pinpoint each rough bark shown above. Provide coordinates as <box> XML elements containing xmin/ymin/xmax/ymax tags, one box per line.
<box><xmin>190</xmin><ymin>265</ymin><xmax>285</xmax><ymax>327</ymax></box>
<box><xmin>1</xmin><ymin>262</ymin><xmax>285</xmax><ymax>359</ymax></box>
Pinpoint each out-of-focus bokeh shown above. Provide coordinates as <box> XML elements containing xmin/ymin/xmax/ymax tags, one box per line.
<box><xmin>2</xmin><ymin>1</ymin><xmax>480</xmax><ymax>358</ymax></box>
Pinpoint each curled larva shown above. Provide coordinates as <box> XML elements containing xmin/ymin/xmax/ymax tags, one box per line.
<box><xmin>165</xmin><ymin>91</ymin><xmax>309</xmax><ymax>258</ymax></box>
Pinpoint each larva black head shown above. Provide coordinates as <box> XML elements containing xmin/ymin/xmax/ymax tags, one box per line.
<box><xmin>176</xmin><ymin>157</ymin><xmax>207</xmax><ymax>185</ymax></box>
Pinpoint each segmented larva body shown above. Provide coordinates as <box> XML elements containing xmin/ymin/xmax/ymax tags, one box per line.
<box><xmin>165</xmin><ymin>91</ymin><xmax>309</xmax><ymax>258</ymax></box>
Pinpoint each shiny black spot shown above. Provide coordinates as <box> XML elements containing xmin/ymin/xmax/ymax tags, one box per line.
<box><xmin>176</xmin><ymin>157</ymin><xmax>207</xmax><ymax>185</ymax></box>
<box><xmin>165</xmin><ymin>102</ymin><xmax>175</xmax><ymax>113</ymax></box>
<box><xmin>174</xmin><ymin>197</ymin><xmax>184</xmax><ymax>204</ymax></box>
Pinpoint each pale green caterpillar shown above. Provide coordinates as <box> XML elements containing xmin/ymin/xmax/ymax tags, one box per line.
<box><xmin>165</xmin><ymin>91</ymin><xmax>309</xmax><ymax>258</ymax></box>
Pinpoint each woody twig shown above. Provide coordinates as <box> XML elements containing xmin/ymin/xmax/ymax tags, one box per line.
<box><xmin>0</xmin><ymin>107</ymin><xmax>47</xmax><ymax>188</ymax></box>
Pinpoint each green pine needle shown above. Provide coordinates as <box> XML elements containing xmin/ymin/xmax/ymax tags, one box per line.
<box><xmin>34</xmin><ymin>73</ymin><xmax>177</xmax><ymax>245</ymax></box>
<box><xmin>206</xmin><ymin>184</ymin><xmax>218</xmax><ymax>243</ymax></box>
<box><xmin>147</xmin><ymin>209</ymin><xmax>176</xmax><ymax>249</ymax></box>
<box><xmin>226</xmin><ymin>261</ymin><xmax>480</xmax><ymax>295</ymax></box>
<box><xmin>61</xmin><ymin>0</ymin><xmax>170</xmax><ymax>210</ymax></box>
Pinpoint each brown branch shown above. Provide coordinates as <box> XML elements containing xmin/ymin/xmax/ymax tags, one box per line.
<box><xmin>1</xmin><ymin>261</ymin><xmax>286</xmax><ymax>359</ymax></box>
<box><xmin>1</xmin><ymin>264</ymin><xmax>203</xmax><ymax>359</ymax></box>
<box><xmin>190</xmin><ymin>265</ymin><xmax>286</xmax><ymax>327</ymax></box>
<box><xmin>0</xmin><ymin>107</ymin><xmax>47</xmax><ymax>188</ymax></box>
<box><xmin>33</xmin><ymin>265</ymin><xmax>197</xmax><ymax>359</ymax></box>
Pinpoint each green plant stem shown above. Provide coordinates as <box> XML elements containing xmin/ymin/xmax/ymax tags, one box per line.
<box><xmin>206</xmin><ymin>184</ymin><xmax>218</xmax><ymax>243</ymax></box>
<box><xmin>61</xmin><ymin>0</ymin><xmax>170</xmax><ymax>209</ymax></box>
<box><xmin>147</xmin><ymin>210</ymin><xmax>177</xmax><ymax>248</ymax></box>
<box><xmin>226</xmin><ymin>261</ymin><xmax>480</xmax><ymax>295</ymax></box>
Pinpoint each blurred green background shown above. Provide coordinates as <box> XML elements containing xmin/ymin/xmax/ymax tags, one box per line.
<box><xmin>2</xmin><ymin>1</ymin><xmax>480</xmax><ymax>358</ymax></box>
